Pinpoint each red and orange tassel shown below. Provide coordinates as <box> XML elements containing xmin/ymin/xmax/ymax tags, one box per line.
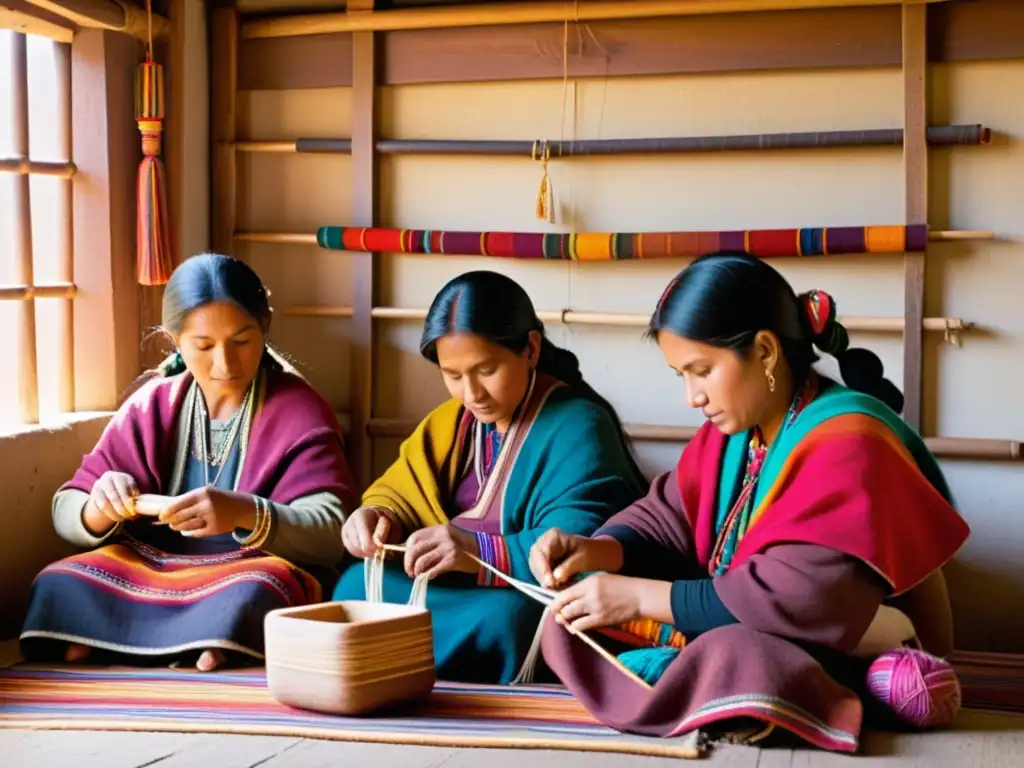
<box><xmin>135</xmin><ymin>46</ymin><xmax>172</xmax><ymax>286</ymax></box>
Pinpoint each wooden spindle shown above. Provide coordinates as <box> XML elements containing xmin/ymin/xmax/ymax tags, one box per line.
<box><xmin>11</xmin><ymin>33</ymin><xmax>39</xmax><ymax>424</ymax></box>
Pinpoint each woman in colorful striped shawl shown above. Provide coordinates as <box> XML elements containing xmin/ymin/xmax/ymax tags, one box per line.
<box><xmin>20</xmin><ymin>254</ymin><xmax>358</xmax><ymax>672</ymax></box>
<box><xmin>533</xmin><ymin>252</ymin><xmax>970</xmax><ymax>752</ymax></box>
<box><xmin>333</xmin><ymin>270</ymin><xmax>646</xmax><ymax>684</ymax></box>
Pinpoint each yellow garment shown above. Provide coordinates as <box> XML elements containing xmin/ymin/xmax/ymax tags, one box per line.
<box><xmin>361</xmin><ymin>399</ymin><xmax>469</xmax><ymax>531</ymax></box>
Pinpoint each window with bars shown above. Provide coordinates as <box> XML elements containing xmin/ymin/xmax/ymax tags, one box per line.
<box><xmin>0</xmin><ymin>30</ymin><xmax>75</xmax><ymax>426</ymax></box>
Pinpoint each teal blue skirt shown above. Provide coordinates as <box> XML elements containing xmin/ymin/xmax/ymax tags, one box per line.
<box><xmin>332</xmin><ymin>559</ymin><xmax>551</xmax><ymax>684</ymax></box>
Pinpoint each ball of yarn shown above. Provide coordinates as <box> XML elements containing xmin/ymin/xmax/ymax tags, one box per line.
<box><xmin>866</xmin><ymin>648</ymin><xmax>961</xmax><ymax>728</ymax></box>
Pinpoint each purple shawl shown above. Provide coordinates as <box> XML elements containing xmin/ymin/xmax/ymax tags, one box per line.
<box><xmin>64</xmin><ymin>369</ymin><xmax>359</xmax><ymax>509</ymax></box>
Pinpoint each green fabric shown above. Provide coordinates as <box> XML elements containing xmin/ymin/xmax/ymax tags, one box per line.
<box><xmin>495</xmin><ymin>387</ymin><xmax>646</xmax><ymax>583</ymax></box>
<box><xmin>332</xmin><ymin>387</ymin><xmax>645</xmax><ymax>684</ymax></box>
<box><xmin>716</xmin><ymin>381</ymin><xmax>954</xmax><ymax>529</ymax></box>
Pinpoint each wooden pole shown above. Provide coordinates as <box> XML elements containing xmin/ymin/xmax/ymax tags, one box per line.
<box><xmin>283</xmin><ymin>304</ymin><xmax>972</xmax><ymax>340</ymax></box>
<box><xmin>242</xmin><ymin>0</ymin><xmax>952</xmax><ymax>40</ymax></box>
<box><xmin>228</xmin><ymin>125</ymin><xmax>992</xmax><ymax>157</ymax></box>
<box><xmin>11</xmin><ymin>33</ymin><xmax>39</xmax><ymax>424</ymax></box>
<box><xmin>56</xmin><ymin>40</ymin><xmax>74</xmax><ymax>412</ymax></box>
<box><xmin>211</xmin><ymin>6</ymin><xmax>238</xmax><ymax>256</ymax></box>
<box><xmin>349</xmin><ymin>0</ymin><xmax>381</xmax><ymax>487</ymax></box>
<box><xmin>366</xmin><ymin>417</ymin><xmax>1019</xmax><ymax>462</ymax></box>
<box><xmin>0</xmin><ymin>158</ymin><xmax>76</xmax><ymax>177</ymax></box>
<box><xmin>234</xmin><ymin>229</ymin><xmax>995</xmax><ymax>247</ymax></box>
<box><xmin>902</xmin><ymin>5</ymin><xmax>928</xmax><ymax>430</ymax></box>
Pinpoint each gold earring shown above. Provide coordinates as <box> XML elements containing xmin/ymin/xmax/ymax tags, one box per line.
<box><xmin>765</xmin><ymin>369</ymin><xmax>776</xmax><ymax>393</ymax></box>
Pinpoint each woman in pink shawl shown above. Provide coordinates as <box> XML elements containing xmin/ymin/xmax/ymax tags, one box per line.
<box><xmin>532</xmin><ymin>252</ymin><xmax>969</xmax><ymax>752</ymax></box>
<box><xmin>20</xmin><ymin>254</ymin><xmax>358</xmax><ymax>672</ymax></box>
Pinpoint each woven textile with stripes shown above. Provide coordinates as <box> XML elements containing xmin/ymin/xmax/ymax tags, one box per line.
<box><xmin>0</xmin><ymin>666</ymin><xmax>701</xmax><ymax>758</ymax></box>
<box><xmin>317</xmin><ymin>224</ymin><xmax>928</xmax><ymax>260</ymax></box>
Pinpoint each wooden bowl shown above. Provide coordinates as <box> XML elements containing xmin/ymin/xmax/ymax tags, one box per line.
<box><xmin>264</xmin><ymin>600</ymin><xmax>435</xmax><ymax>716</ymax></box>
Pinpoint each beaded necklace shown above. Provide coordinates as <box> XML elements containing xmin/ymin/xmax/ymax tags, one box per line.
<box><xmin>709</xmin><ymin>374</ymin><xmax>818</xmax><ymax>576</ymax></box>
<box><xmin>188</xmin><ymin>375</ymin><xmax>258</xmax><ymax>488</ymax></box>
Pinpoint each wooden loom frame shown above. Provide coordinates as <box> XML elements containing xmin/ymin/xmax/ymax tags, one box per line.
<box><xmin>211</xmin><ymin>0</ymin><xmax>1020</xmax><ymax>486</ymax></box>
<box><xmin>209</xmin><ymin>0</ymin><xmax>1024</xmax><ymax>711</ymax></box>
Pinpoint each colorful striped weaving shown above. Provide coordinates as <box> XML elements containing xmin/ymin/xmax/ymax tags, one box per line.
<box><xmin>0</xmin><ymin>666</ymin><xmax>701</xmax><ymax>757</ymax></box>
<box><xmin>317</xmin><ymin>225</ymin><xmax>928</xmax><ymax>260</ymax></box>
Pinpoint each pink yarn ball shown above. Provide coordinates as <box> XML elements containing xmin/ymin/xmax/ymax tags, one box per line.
<box><xmin>866</xmin><ymin>648</ymin><xmax>961</xmax><ymax>729</ymax></box>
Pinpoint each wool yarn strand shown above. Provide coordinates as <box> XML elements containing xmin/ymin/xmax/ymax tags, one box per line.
<box><xmin>369</xmin><ymin>538</ymin><xmax>652</xmax><ymax>690</ymax></box>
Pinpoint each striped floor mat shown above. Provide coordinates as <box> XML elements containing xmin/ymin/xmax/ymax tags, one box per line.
<box><xmin>0</xmin><ymin>666</ymin><xmax>701</xmax><ymax>758</ymax></box>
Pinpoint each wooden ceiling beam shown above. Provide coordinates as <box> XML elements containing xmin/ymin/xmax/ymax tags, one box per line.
<box><xmin>0</xmin><ymin>0</ymin><xmax>76</xmax><ymax>41</ymax></box>
<box><xmin>243</xmin><ymin>0</ymin><xmax>951</xmax><ymax>40</ymax></box>
<box><xmin>25</xmin><ymin>0</ymin><xmax>168</xmax><ymax>42</ymax></box>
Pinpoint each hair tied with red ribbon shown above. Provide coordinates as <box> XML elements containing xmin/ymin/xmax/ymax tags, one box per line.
<box><xmin>799</xmin><ymin>289</ymin><xmax>849</xmax><ymax>357</ymax></box>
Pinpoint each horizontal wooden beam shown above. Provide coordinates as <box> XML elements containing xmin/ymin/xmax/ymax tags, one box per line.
<box><xmin>0</xmin><ymin>157</ymin><xmax>76</xmax><ymax>178</ymax></box>
<box><xmin>237</xmin><ymin>0</ymin><xmax>1024</xmax><ymax>90</ymax></box>
<box><xmin>281</xmin><ymin>303</ymin><xmax>972</xmax><ymax>342</ymax></box>
<box><xmin>242</xmin><ymin>0</ymin><xmax>950</xmax><ymax>39</ymax></box>
<box><xmin>0</xmin><ymin>282</ymin><xmax>77</xmax><ymax>301</ymax></box>
<box><xmin>230</xmin><ymin>125</ymin><xmax>992</xmax><ymax>157</ymax></box>
<box><xmin>366</xmin><ymin>417</ymin><xmax>1021</xmax><ymax>462</ymax></box>
<box><xmin>26</xmin><ymin>0</ymin><xmax>168</xmax><ymax>42</ymax></box>
<box><xmin>0</xmin><ymin>0</ymin><xmax>75</xmax><ymax>42</ymax></box>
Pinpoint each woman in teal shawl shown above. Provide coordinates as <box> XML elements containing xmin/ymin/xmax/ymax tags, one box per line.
<box><xmin>333</xmin><ymin>270</ymin><xmax>646</xmax><ymax>684</ymax></box>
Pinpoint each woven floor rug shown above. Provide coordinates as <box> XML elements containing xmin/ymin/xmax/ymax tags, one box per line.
<box><xmin>0</xmin><ymin>666</ymin><xmax>701</xmax><ymax>758</ymax></box>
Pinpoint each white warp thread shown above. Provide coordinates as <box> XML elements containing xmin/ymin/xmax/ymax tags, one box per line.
<box><xmin>361</xmin><ymin>547</ymin><xmax>556</xmax><ymax>683</ymax></box>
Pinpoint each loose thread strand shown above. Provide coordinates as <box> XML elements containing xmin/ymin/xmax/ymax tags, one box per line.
<box><xmin>372</xmin><ymin>537</ymin><xmax>652</xmax><ymax>690</ymax></box>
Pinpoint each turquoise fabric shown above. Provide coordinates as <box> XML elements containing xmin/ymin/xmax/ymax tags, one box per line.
<box><xmin>618</xmin><ymin>647</ymin><xmax>680</xmax><ymax>686</ymax></box>
<box><xmin>333</xmin><ymin>387</ymin><xmax>645</xmax><ymax>684</ymax></box>
<box><xmin>715</xmin><ymin>381</ymin><xmax>955</xmax><ymax>531</ymax></box>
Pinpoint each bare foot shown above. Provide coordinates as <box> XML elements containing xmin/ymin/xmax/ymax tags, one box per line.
<box><xmin>196</xmin><ymin>649</ymin><xmax>226</xmax><ymax>672</ymax></box>
<box><xmin>64</xmin><ymin>643</ymin><xmax>91</xmax><ymax>663</ymax></box>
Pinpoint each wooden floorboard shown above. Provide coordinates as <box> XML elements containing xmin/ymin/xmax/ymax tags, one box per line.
<box><xmin>2</xmin><ymin>712</ymin><xmax>1023</xmax><ymax>768</ymax></box>
<box><xmin>2</xmin><ymin>636</ymin><xmax>1022</xmax><ymax>766</ymax></box>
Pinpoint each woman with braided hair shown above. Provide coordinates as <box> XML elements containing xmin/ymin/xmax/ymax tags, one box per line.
<box><xmin>531</xmin><ymin>252</ymin><xmax>970</xmax><ymax>752</ymax></box>
<box><xmin>334</xmin><ymin>270</ymin><xmax>646</xmax><ymax>685</ymax></box>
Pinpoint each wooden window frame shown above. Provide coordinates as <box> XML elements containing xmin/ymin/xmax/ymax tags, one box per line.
<box><xmin>2</xmin><ymin>30</ymin><xmax>74</xmax><ymax>424</ymax></box>
<box><xmin>1</xmin><ymin>21</ymin><xmax>143</xmax><ymax>425</ymax></box>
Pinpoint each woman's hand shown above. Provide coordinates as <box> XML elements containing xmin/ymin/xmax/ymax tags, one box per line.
<box><xmin>529</xmin><ymin>529</ymin><xmax>624</xmax><ymax>589</ymax></box>
<box><xmin>551</xmin><ymin>573</ymin><xmax>670</xmax><ymax>633</ymax></box>
<box><xmin>342</xmin><ymin>506</ymin><xmax>402</xmax><ymax>559</ymax></box>
<box><xmin>157</xmin><ymin>487</ymin><xmax>257</xmax><ymax>538</ymax></box>
<box><xmin>88</xmin><ymin>471</ymin><xmax>140</xmax><ymax>523</ymax></box>
<box><xmin>403</xmin><ymin>525</ymin><xmax>479</xmax><ymax>581</ymax></box>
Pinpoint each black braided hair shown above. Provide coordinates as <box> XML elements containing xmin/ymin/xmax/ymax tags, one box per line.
<box><xmin>421</xmin><ymin>270</ymin><xmax>646</xmax><ymax>484</ymax></box>
<box><xmin>647</xmin><ymin>251</ymin><xmax>903</xmax><ymax>413</ymax></box>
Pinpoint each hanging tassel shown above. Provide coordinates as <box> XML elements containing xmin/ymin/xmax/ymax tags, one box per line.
<box><xmin>134</xmin><ymin>4</ymin><xmax>173</xmax><ymax>286</ymax></box>
<box><xmin>533</xmin><ymin>140</ymin><xmax>554</xmax><ymax>223</ymax></box>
